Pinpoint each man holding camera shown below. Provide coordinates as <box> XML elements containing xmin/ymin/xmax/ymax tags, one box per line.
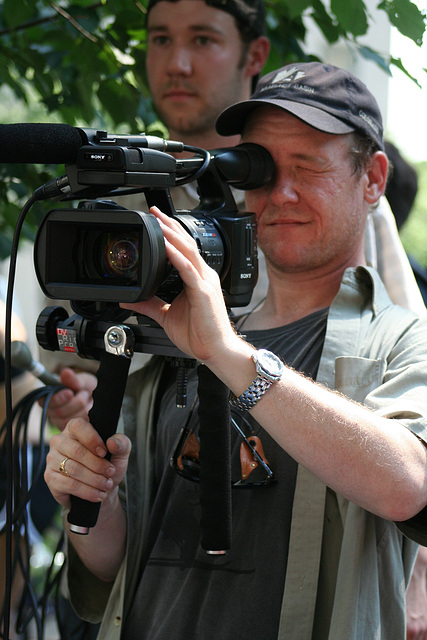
<box><xmin>44</xmin><ymin>62</ymin><xmax>427</xmax><ymax>639</ymax></box>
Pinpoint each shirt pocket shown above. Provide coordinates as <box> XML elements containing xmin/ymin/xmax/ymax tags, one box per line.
<box><xmin>334</xmin><ymin>356</ymin><xmax>385</xmax><ymax>403</ymax></box>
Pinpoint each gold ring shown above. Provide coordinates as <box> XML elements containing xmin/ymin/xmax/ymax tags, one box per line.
<box><xmin>59</xmin><ymin>457</ymin><xmax>70</xmax><ymax>476</ymax></box>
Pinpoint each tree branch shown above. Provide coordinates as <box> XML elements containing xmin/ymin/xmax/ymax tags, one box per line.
<box><xmin>0</xmin><ymin>1</ymin><xmax>103</xmax><ymax>38</ymax></box>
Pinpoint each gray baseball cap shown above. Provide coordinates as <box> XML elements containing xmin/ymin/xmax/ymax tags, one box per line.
<box><xmin>216</xmin><ymin>62</ymin><xmax>384</xmax><ymax>149</ymax></box>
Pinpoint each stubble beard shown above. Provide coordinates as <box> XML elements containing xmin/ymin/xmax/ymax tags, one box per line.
<box><xmin>260</xmin><ymin>224</ymin><xmax>365</xmax><ymax>276</ymax></box>
<box><xmin>158</xmin><ymin>104</ymin><xmax>218</xmax><ymax>139</ymax></box>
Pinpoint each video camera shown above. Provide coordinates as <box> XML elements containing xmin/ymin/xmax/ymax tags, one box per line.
<box><xmin>31</xmin><ymin>130</ymin><xmax>274</xmax><ymax>364</ymax></box>
<box><xmin>34</xmin><ymin>130</ymin><xmax>274</xmax><ymax>321</ymax></box>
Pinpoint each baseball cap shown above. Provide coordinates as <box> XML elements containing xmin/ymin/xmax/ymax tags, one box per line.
<box><xmin>146</xmin><ymin>0</ymin><xmax>266</xmax><ymax>37</ymax></box>
<box><xmin>216</xmin><ymin>62</ymin><xmax>384</xmax><ymax>149</ymax></box>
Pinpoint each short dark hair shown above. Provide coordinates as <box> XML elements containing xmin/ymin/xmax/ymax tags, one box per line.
<box><xmin>146</xmin><ymin>0</ymin><xmax>266</xmax><ymax>39</ymax></box>
<box><xmin>348</xmin><ymin>132</ymin><xmax>381</xmax><ymax>177</ymax></box>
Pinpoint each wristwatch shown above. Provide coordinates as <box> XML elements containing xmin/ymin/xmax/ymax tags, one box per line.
<box><xmin>229</xmin><ymin>349</ymin><xmax>284</xmax><ymax>411</ymax></box>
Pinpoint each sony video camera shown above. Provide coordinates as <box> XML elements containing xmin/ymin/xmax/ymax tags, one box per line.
<box><xmin>34</xmin><ymin>130</ymin><xmax>274</xmax><ymax>319</ymax></box>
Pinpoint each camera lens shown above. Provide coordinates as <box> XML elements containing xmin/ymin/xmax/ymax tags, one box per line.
<box><xmin>99</xmin><ymin>233</ymin><xmax>139</xmax><ymax>279</ymax></box>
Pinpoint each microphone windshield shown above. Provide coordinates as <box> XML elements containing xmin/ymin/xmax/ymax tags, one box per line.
<box><xmin>0</xmin><ymin>123</ymin><xmax>85</xmax><ymax>164</ymax></box>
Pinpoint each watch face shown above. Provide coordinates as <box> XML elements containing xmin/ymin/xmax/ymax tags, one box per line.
<box><xmin>256</xmin><ymin>349</ymin><xmax>284</xmax><ymax>379</ymax></box>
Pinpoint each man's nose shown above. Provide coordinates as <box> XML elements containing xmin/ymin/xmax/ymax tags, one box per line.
<box><xmin>269</xmin><ymin>174</ymin><xmax>299</xmax><ymax>206</ymax></box>
<box><xmin>166</xmin><ymin>44</ymin><xmax>192</xmax><ymax>76</ymax></box>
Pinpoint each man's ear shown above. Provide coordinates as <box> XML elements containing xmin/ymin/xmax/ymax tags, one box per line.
<box><xmin>245</xmin><ymin>36</ymin><xmax>270</xmax><ymax>78</ymax></box>
<box><xmin>364</xmin><ymin>151</ymin><xmax>389</xmax><ymax>205</ymax></box>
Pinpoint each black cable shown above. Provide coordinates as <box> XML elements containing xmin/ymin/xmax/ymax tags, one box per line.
<box><xmin>0</xmin><ymin>188</ymin><xmax>69</xmax><ymax>640</ymax></box>
<box><xmin>175</xmin><ymin>145</ymin><xmax>210</xmax><ymax>186</ymax></box>
<box><xmin>0</xmin><ymin>387</ymin><xmax>60</xmax><ymax>532</ymax></box>
<box><xmin>2</xmin><ymin>193</ymin><xmax>37</xmax><ymax>640</ymax></box>
<box><xmin>0</xmin><ymin>385</ymin><xmax>65</xmax><ymax>640</ymax></box>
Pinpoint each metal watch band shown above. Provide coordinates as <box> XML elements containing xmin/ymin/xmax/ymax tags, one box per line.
<box><xmin>229</xmin><ymin>349</ymin><xmax>284</xmax><ymax>411</ymax></box>
<box><xmin>229</xmin><ymin>376</ymin><xmax>274</xmax><ymax>411</ymax></box>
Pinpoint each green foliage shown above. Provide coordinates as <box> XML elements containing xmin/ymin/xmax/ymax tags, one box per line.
<box><xmin>0</xmin><ymin>0</ymin><xmax>426</xmax><ymax>257</ymax></box>
<box><xmin>330</xmin><ymin>0</ymin><xmax>368</xmax><ymax>37</ymax></box>
<box><xmin>400</xmin><ymin>161</ymin><xmax>427</xmax><ymax>267</ymax></box>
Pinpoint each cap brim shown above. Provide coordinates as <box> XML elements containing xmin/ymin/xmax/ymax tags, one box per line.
<box><xmin>216</xmin><ymin>98</ymin><xmax>355</xmax><ymax>137</ymax></box>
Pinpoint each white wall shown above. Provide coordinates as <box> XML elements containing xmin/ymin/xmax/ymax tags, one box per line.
<box><xmin>0</xmin><ymin>242</ymin><xmax>44</xmax><ymax>357</ymax></box>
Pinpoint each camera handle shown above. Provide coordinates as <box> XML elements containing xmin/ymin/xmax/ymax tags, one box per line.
<box><xmin>197</xmin><ymin>364</ymin><xmax>232</xmax><ymax>554</ymax></box>
<box><xmin>68</xmin><ymin>325</ymin><xmax>134</xmax><ymax>534</ymax></box>
<box><xmin>38</xmin><ymin>309</ymin><xmax>232</xmax><ymax>547</ymax></box>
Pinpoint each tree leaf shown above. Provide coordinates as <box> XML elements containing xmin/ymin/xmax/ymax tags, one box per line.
<box><xmin>310</xmin><ymin>0</ymin><xmax>344</xmax><ymax>44</ymax></box>
<box><xmin>389</xmin><ymin>55</ymin><xmax>424</xmax><ymax>86</ymax></box>
<box><xmin>356</xmin><ymin>44</ymin><xmax>392</xmax><ymax>73</ymax></box>
<box><xmin>280</xmin><ymin>0</ymin><xmax>313</xmax><ymax>20</ymax></box>
<box><xmin>331</xmin><ymin>0</ymin><xmax>369</xmax><ymax>36</ymax></box>
<box><xmin>377</xmin><ymin>0</ymin><xmax>426</xmax><ymax>45</ymax></box>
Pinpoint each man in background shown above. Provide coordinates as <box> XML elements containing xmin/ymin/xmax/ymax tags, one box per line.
<box><xmin>146</xmin><ymin>0</ymin><xmax>268</xmax><ymax>150</ymax></box>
